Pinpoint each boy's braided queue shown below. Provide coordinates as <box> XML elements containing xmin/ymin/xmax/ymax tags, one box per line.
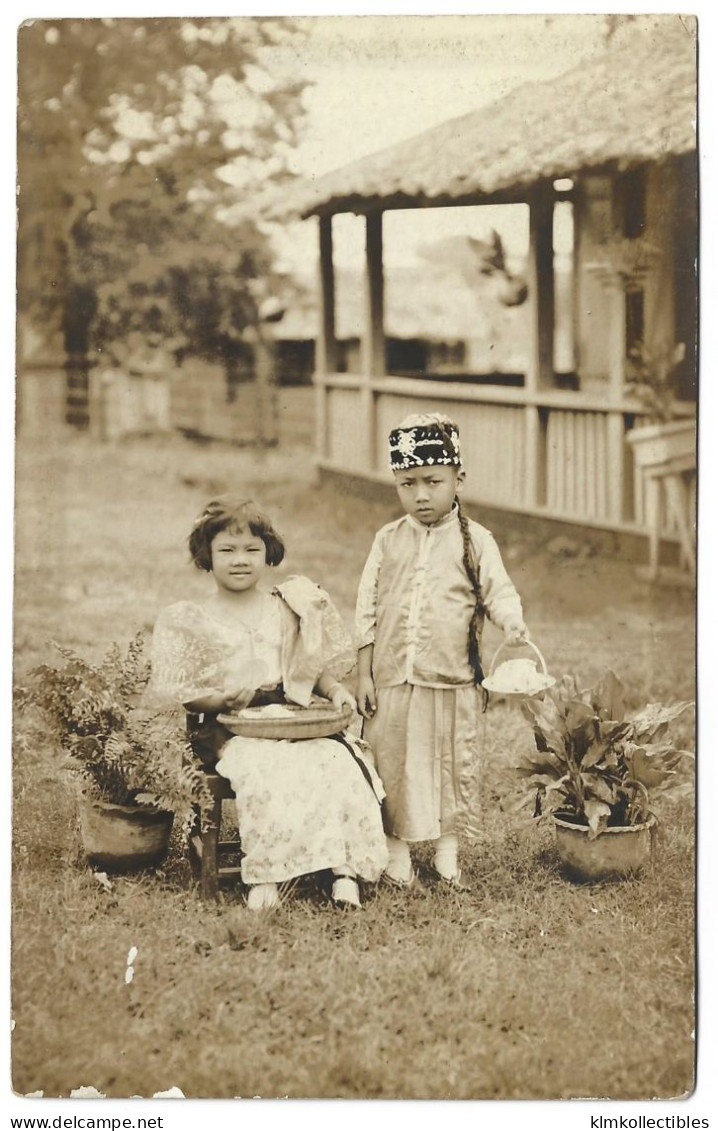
<box><xmin>434</xmin><ymin>420</ymin><xmax>487</xmax><ymax>690</ymax></box>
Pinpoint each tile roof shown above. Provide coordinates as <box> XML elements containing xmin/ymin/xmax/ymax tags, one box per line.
<box><xmin>279</xmin><ymin>17</ymin><xmax>696</xmax><ymax>218</ymax></box>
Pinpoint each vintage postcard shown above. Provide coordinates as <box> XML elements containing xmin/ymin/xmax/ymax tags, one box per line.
<box><xmin>11</xmin><ymin>10</ymin><xmax>704</xmax><ymax>1117</ymax></box>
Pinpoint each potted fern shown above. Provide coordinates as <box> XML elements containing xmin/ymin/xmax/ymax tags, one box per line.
<box><xmin>625</xmin><ymin>339</ymin><xmax>695</xmax><ymax>469</ymax></box>
<box><xmin>515</xmin><ymin>671</ymin><xmax>693</xmax><ymax>881</ymax></box>
<box><xmin>15</xmin><ymin>633</ymin><xmax>211</xmax><ymax>872</ymax></box>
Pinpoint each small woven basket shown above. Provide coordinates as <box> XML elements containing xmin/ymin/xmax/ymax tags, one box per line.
<box><xmin>217</xmin><ymin>701</ymin><xmax>353</xmax><ymax>740</ymax></box>
<box><xmin>481</xmin><ymin>639</ymin><xmax>555</xmax><ymax>700</ymax></box>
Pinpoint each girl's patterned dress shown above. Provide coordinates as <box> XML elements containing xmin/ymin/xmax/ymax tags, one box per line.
<box><xmin>151</xmin><ymin>576</ymin><xmax>388</xmax><ymax>885</ymax></box>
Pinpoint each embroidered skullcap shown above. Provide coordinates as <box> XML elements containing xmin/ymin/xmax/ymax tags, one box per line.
<box><xmin>389</xmin><ymin>412</ymin><xmax>462</xmax><ymax>470</ymax></box>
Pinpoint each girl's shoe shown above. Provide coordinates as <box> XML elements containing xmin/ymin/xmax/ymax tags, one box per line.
<box><xmin>246</xmin><ymin>882</ymin><xmax>280</xmax><ymax>911</ymax></box>
<box><xmin>332</xmin><ymin>876</ymin><xmax>361</xmax><ymax>909</ymax></box>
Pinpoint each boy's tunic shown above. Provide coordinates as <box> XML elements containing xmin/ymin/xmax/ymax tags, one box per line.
<box><xmin>356</xmin><ymin>506</ymin><xmax>524</xmax><ymax>841</ymax></box>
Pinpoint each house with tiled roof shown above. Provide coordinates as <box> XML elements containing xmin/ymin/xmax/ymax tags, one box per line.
<box><xmin>277</xmin><ymin>16</ymin><xmax>698</xmax><ymax>576</ymax></box>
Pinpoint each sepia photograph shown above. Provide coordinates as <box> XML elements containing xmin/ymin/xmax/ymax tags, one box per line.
<box><xmin>11</xmin><ymin>8</ymin><xmax>704</xmax><ymax>1108</ymax></box>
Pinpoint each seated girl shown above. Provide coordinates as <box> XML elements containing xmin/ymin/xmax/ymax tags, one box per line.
<box><xmin>150</xmin><ymin>495</ymin><xmax>388</xmax><ymax>911</ymax></box>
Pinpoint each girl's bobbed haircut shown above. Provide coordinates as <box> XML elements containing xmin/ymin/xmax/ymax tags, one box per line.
<box><xmin>188</xmin><ymin>496</ymin><xmax>285</xmax><ymax>571</ymax></box>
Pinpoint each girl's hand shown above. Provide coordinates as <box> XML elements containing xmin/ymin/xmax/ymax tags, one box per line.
<box><xmin>328</xmin><ymin>683</ymin><xmax>357</xmax><ymax>714</ymax></box>
<box><xmin>223</xmin><ymin>685</ymin><xmax>256</xmax><ymax>712</ymax></box>
<box><xmin>356</xmin><ymin>674</ymin><xmax>377</xmax><ymax>719</ymax></box>
<box><xmin>504</xmin><ymin>617</ymin><xmax>529</xmax><ymax>646</ymax></box>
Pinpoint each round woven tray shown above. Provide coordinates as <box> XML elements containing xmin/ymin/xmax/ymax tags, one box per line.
<box><xmin>217</xmin><ymin>702</ymin><xmax>353</xmax><ymax>740</ymax></box>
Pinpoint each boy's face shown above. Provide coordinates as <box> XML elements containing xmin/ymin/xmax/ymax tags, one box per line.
<box><xmin>393</xmin><ymin>466</ymin><xmax>464</xmax><ymax>525</ymax></box>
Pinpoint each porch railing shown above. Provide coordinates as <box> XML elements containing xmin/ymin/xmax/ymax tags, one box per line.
<box><xmin>316</xmin><ymin>372</ymin><xmax>696</xmax><ymax>542</ymax></box>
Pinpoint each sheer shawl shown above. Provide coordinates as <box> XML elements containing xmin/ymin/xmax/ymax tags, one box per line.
<box><xmin>150</xmin><ymin>575</ymin><xmax>355</xmax><ymax>709</ymax></box>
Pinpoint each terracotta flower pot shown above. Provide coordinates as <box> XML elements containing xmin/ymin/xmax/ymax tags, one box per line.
<box><xmin>78</xmin><ymin>799</ymin><xmax>174</xmax><ymax>872</ymax></box>
<box><xmin>553</xmin><ymin>814</ymin><xmax>657</xmax><ymax>882</ymax></box>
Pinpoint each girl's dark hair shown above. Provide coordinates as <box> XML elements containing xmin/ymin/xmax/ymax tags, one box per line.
<box><xmin>188</xmin><ymin>496</ymin><xmax>285</xmax><ymax>571</ymax></box>
<box><xmin>434</xmin><ymin>419</ymin><xmax>487</xmax><ymax>687</ymax></box>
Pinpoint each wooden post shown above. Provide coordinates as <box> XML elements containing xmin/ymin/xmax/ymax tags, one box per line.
<box><xmin>524</xmin><ymin>184</ymin><xmax>554</xmax><ymax>507</ymax></box>
<box><xmin>571</xmin><ymin>193</ymin><xmax>581</xmax><ymax>375</ymax></box>
<box><xmin>316</xmin><ymin>216</ymin><xmax>337</xmax><ymax>375</ymax></box>
<box><xmin>526</xmin><ymin>183</ymin><xmax>555</xmax><ymax>393</ymax></box>
<box><xmin>252</xmin><ymin>324</ymin><xmax>278</xmax><ymax>447</ymax></box>
<box><xmin>599</xmin><ymin>271</ymin><xmax>628</xmax><ymax>524</ymax></box>
<box><xmin>361</xmin><ymin>211</ymin><xmax>385</xmax><ymax>470</ymax></box>
<box><xmin>363</xmin><ymin>211</ymin><xmax>385</xmax><ymax>378</ymax></box>
<box><xmin>316</xmin><ymin>215</ymin><xmax>336</xmax><ymax>461</ymax></box>
<box><xmin>524</xmin><ymin>405</ymin><xmax>547</xmax><ymax>509</ymax></box>
<box><xmin>606</xmin><ymin>277</ymin><xmax>627</xmax><ymax>398</ymax></box>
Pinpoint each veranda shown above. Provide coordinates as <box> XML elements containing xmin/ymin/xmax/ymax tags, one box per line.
<box><xmin>286</xmin><ymin>23</ymin><xmax>697</xmax><ymax>573</ymax></box>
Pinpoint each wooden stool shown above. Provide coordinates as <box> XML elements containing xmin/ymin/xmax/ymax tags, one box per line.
<box><xmin>185</xmin><ymin>713</ymin><xmax>242</xmax><ymax>900</ymax></box>
<box><xmin>187</xmin><ymin>771</ymin><xmax>242</xmax><ymax>900</ymax></box>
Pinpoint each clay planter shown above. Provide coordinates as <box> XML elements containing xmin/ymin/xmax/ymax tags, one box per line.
<box><xmin>553</xmin><ymin>814</ymin><xmax>657</xmax><ymax>882</ymax></box>
<box><xmin>626</xmin><ymin>419</ymin><xmax>695</xmax><ymax>470</ymax></box>
<box><xmin>79</xmin><ymin>799</ymin><xmax>174</xmax><ymax>872</ymax></box>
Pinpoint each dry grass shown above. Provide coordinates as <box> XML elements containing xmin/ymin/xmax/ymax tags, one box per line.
<box><xmin>12</xmin><ymin>406</ymin><xmax>696</xmax><ymax>1099</ymax></box>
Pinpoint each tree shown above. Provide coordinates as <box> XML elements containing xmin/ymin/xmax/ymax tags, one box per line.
<box><xmin>17</xmin><ymin>17</ymin><xmax>308</xmax><ymax>364</ymax></box>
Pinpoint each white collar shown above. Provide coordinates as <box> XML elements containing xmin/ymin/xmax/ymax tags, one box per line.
<box><xmin>406</xmin><ymin>504</ymin><xmax>460</xmax><ymax>533</ymax></box>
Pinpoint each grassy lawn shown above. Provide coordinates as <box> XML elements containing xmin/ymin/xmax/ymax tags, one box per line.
<box><xmin>12</xmin><ymin>406</ymin><xmax>696</xmax><ymax>1099</ymax></box>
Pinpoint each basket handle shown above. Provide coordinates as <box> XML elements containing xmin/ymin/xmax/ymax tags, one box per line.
<box><xmin>488</xmin><ymin>638</ymin><xmax>548</xmax><ymax>678</ymax></box>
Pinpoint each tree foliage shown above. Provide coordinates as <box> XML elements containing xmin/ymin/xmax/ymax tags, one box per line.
<box><xmin>17</xmin><ymin>17</ymin><xmax>308</xmax><ymax>361</ymax></box>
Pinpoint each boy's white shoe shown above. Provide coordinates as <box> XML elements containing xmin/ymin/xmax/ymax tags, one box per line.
<box><xmin>432</xmin><ymin>832</ymin><xmax>459</xmax><ymax>882</ymax></box>
<box><xmin>431</xmin><ymin>867</ymin><xmax>470</xmax><ymax>891</ymax></box>
<box><xmin>385</xmin><ymin>835</ymin><xmax>414</xmax><ymax>886</ymax></box>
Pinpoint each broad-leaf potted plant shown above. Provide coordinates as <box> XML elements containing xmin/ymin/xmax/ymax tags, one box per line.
<box><xmin>15</xmin><ymin>633</ymin><xmax>211</xmax><ymax>872</ymax></box>
<box><xmin>624</xmin><ymin>339</ymin><xmax>696</xmax><ymax>469</ymax></box>
<box><xmin>515</xmin><ymin>670</ymin><xmax>693</xmax><ymax>881</ymax></box>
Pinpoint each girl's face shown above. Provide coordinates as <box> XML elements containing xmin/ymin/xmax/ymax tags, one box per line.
<box><xmin>393</xmin><ymin>466</ymin><xmax>464</xmax><ymax>525</ymax></box>
<box><xmin>210</xmin><ymin>527</ymin><xmax>268</xmax><ymax>593</ymax></box>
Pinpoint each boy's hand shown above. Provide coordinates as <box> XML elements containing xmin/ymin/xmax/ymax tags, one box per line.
<box><xmin>357</xmin><ymin>675</ymin><xmax>377</xmax><ymax>718</ymax></box>
<box><xmin>329</xmin><ymin>683</ymin><xmax>357</xmax><ymax>714</ymax></box>
<box><xmin>504</xmin><ymin>617</ymin><xmax>529</xmax><ymax>646</ymax></box>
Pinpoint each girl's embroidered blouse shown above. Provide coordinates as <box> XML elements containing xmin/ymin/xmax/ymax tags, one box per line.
<box><xmin>355</xmin><ymin>508</ymin><xmax>523</xmax><ymax>690</ymax></box>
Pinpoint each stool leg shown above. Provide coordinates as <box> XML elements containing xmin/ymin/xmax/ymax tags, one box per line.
<box><xmin>201</xmin><ymin>795</ymin><xmax>222</xmax><ymax>901</ymax></box>
<box><xmin>645</xmin><ymin>477</ymin><xmax>661</xmax><ymax>580</ymax></box>
<box><xmin>187</xmin><ymin>803</ymin><xmax>202</xmax><ymax>881</ymax></box>
<box><xmin>664</xmin><ymin>475</ymin><xmax>696</xmax><ymax>579</ymax></box>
